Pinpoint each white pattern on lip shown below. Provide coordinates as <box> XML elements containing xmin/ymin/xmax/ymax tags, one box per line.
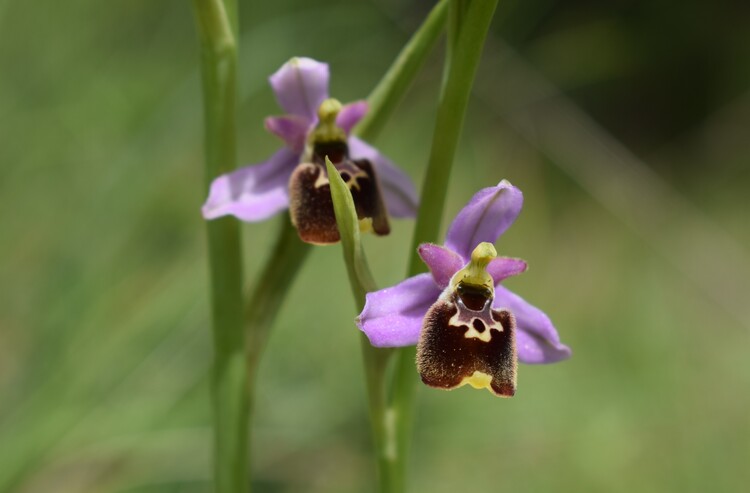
<box><xmin>448</xmin><ymin>292</ymin><xmax>506</xmax><ymax>343</ymax></box>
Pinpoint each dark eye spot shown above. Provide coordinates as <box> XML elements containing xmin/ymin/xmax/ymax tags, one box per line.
<box><xmin>340</xmin><ymin>172</ymin><xmax>351</xmax><ymax>181</ymax></box>
<box><xmin>472</xmin><ymin>319</ymin><xmax>485</xmax><ymax>333</ymax></box>
<box><xmin>312</xmin><ymin>142</ymin><xmax>348</xmax><ymax>164</ymax></box>
<box><xmin>456</xmin><ymin>282</ymin><xmax>491</xmax><ymax>311</ymax></box>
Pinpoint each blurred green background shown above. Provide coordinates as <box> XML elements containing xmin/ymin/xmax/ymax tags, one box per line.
<box><xmin>2</xmin><ymin>0</ymin><xmax>749</xmax><ymax>492</ymax></box>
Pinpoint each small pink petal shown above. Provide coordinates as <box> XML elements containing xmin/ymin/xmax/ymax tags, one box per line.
<box><xmin>487</xmin><ymin>257</ymin><xmax>527</xmax><ymax>284</ymax></box>
<box><xmin>336</xmin><ymin>100</ymin><xmax>368</xmax><ymax>134</ymax></box>
<box><xmin>265</xmin><ymin>115</ymin><xmax>312</xmax><ymax>152</ymax></box>
<box><xmin>418</xmin><ymin>244</ymin><xmax>463</xmax><ymax>289</ymax></box>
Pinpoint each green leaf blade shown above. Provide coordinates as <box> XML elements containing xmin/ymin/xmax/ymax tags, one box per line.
<box><xmin>326</xmin><ymin>157</ymin><xmax>377</xmax><ymax>307</ymax></box>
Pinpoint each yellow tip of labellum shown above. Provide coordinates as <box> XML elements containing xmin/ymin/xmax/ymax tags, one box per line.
<box><xmin>358</xmin><ymin>217</ymin><xmax>373</xmax><ymax>234</ymax></box>
<box><xmin>451</xmin><ymin>242</ymin><xmax>496</xmax><ymax>291</ymax></box>
<box><xmin>461</xmin><ymin>371</ymin><xmax>494</xmax><ymax>390</ymax></box>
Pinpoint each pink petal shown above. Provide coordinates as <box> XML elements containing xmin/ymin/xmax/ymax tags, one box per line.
<box><xmin>265</xmin><ymin>115</ymin><xmax>312</xmax><ymax>152</ymax></box>
<box><xmin>348</xmin><ymin>137</ymin><xmax>418</xmax><ymax>218</ymax></box>
<box><xmin>269</xmin><ymin>57</ymin><xmax>329</xmax><ymax>119</ymax></box>
<box><xmin>418</xmin><ymin>243</ymin><xmax>463</xmax><ymax>289</ymax></box>
<box><xmin>487</xmin><ymin>257</ymin><xmax>528</xmax><ymax>284</ymax></box>
<box><xmin>444</xmin><ymin>180</ymin><xmax>524</xmax><ymax>261</ymax></box>
<box><xmin>492</xmin><ymin>285</ymin><xmax>571</xmax><ymax>364</ymax></box>
<box><xmin>336</xmin><ymin>100</ymin><xmax>368</xmax><ymax>134</ymax></box>
<box><xmin>357</xmin><ymin>273</ymin><xmax>441</xmax><ymax>347</ymax></box>
<box><xmin>202</xmin><ymin>148</ymin><xmax>299</xmax><ymax>222</ymax></box>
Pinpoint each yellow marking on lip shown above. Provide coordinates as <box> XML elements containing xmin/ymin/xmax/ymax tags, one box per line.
<box><xmin>460</xmin><ymin>371</ymin><xmax>493</xmax><ymax>390</ymax></box>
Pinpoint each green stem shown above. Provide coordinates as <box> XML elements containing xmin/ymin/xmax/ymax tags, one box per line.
<box><xmin>343</xmin><ymin>1</ymin><xmax>499</xmax><ymax>490</ymax></box>
<box><xmin>192</xmin><ymin>0</ymin><xmax>247</xmax><ymax>492</ymax></box>
<box><xmin>390</xmin><ymin>0</ymin><xmax>500</xmax><ymax>490</ymax></box>
<box><xmin>408</xmin><ymin>0</ymin><xmax>499</xmax><ymax>270</ymax></box>
<box><xmin>355</xmin><ymin>0</ymin><xmax>450</xmax><ymax>142</ymax></box>
<box><xmin>444</xmin><ymin>0</ymin><xmax>466</xmax><ymax>79</ymax></box>
<box><xmin>360</xmin><ymin>338</ymin><xmax>397</xmax><ymax>492</ymax></box>
<box><xmin>193</xmin><ymin>0</ymin><xmax>451</xmax><ymax>489</ymax></box>
<box><xmin>326</xmin><ymin>159</ymin><xmax>398</xmax><ymax>493</ymax></box>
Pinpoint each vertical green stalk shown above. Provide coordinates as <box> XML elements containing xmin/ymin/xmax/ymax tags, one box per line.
<box><xmin>191</xmin><ymin>0</ymin><xmax>451</xmax><ymax>490</ymax></box>
<box><xmin>326</xmin><ymin>159</ymin><xmax>397</xmax><ymax>493</ymax></box>
<box><xmin>356</xmin><ymin>0</ymin><xmax>450</xmax><ymax>142</ymax></box>
<box><xmin>192</xmin><ymin>1</ymin><xmax>248</xmax><ymax>492</ymax></box>
<box><xmin>408</xmin><ymin>0</ymin><xmax>499</xmax><ymax>269</ymax></box>
<box><xmin>390</xmin><ymin>0</ymin><xmax>500</xmax><ymax>490</ymax></box>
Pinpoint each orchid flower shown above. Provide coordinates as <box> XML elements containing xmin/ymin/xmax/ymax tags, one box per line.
<box><xmin>357</xmin><ymin>180</ymin><xmax>571</xmax><ymax>397</ymax></box>
<box><xmin>201</xmin><ymin>57</ymin><xmax>418</xmax><ymax>244</ymax></box>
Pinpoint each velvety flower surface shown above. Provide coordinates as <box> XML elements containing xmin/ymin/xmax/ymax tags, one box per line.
<box><xmin>357</xmin><ymin>180</ymin><xmax>571</xmax><ymax>366</ymax></box>
<box><xmin>201</xmin><ymin>57</ymin><xmax>418</xmax><ymax>223</ymax></box>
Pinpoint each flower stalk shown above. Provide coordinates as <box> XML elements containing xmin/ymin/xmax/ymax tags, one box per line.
<box><xmin>326</xmin><ymin>158</ymin><xmax>398</xmax><ymax>492</ymax></box>
<box><xmin>329</xmin><ymin>0</ymin><xmax>502</xmax><ymax>488</ymax></box>
<box><xmin>195</xmin><ymin>0</ymin><xmax>463</xmax><ymax>491</ymax></box>
<box><xmin>390</xmin><ymin>0</ymin><xmax>501</xmax><ymax>489</ymax></box>
<box><xmin>409</xmin><ymin>0</ymin><xmax>500</xmax><ymax>270</ymax></box>
<box><xmin>356</xmin><ymin>0</ymin><xmax>450</xmax><ymax>142</ymax></box>
<box><xmin>192</xmin><ymin>0</ymin><xmax>248</xmax><ymax>492</ymax></box>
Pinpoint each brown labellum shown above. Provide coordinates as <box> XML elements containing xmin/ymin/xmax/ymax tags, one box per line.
<box><xmin>289</xmin><ymin>141</ymin><xmax>390</xmax><ymax>245</ymax></box>
<box><xmin>417</xmin><ymin>284</ymin><xmax>517</xmax><ymax>397</ymax></box>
